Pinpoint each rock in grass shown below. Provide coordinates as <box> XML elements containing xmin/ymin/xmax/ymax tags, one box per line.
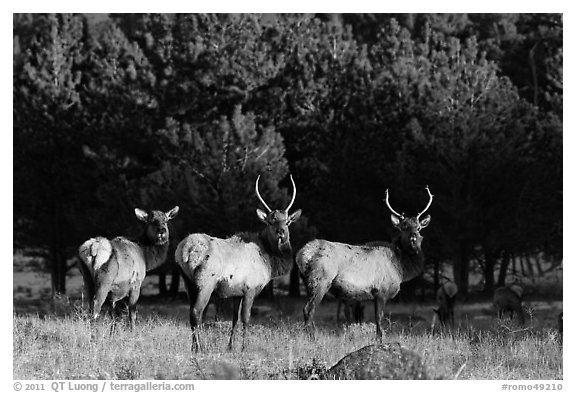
<box><xmin>326</xmin><ymin>343</ymin><xmax>428</xmax><ymax>380</ymax></box>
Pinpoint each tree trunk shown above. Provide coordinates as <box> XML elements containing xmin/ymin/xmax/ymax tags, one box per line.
<box><xmin>169</xmin><ymin>267</ymin><xmax>180</xmax><ymax>293</ymax></box>
<box><xmin>535</xmin><ymin>256</ymin><xmax>544</xmax><ymax>276</ymax></box>
<box><xmin>460</xmin><ymin>254</ymin><xmax>469</xmax><ymax>295</ymax></box>
<box><xmin>433</xmin><ymin>258</ymin><xmax>440</xmax><ymax>291</ymax></box>
<box><xmin>483</xmin><ymin>251</ymin><xmax>496</xmax><ymax>295</ymax></box>
<box><xmin>288</xmin><ymin>261</ymin><xmax>300</xmax><ymax>297</ymax></box>
<box><xmin>50</xmin><ymin>246</ymin><xmax>66</xmax><ymax>295</ymax></box>
<box><xmin>453</xmin><ymin>243</ymin><xmax>470</xmax><ymax>295</ymax></box>
<box><xmin>158</xmin><ymin>271</ymin><xmax>167</xmax><ymax>295</ymax></box>
<box><xmin>497</xmin><ymin>251</ymin><xmax>511</xmax><ymax>286</ymax></box>
<box><xmin>524</xmin><ymin>255</ymin><xmax>534</xmax><ymax>277</ymax></box>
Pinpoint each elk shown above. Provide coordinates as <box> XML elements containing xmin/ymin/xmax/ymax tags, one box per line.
<box><xmin>78</xmin><ymin>206</ymin><xmax>179</xmax><ymax>329</ymax></box>
<box><xmin>297</xmin><ymin>186</ymin><xmax>433</xmax><ymax>338</ymax></box>
<box><xmin>432</xmin><ymin>281</ymin><xmax>458</xmax><ymax>330</ymax></box>
<box><xmin>493</xmin><ymin>284</ymin><xmax>525</xmax><ymax>325</ymax></box>
<box><xmin>175</xmin><ymin>175</ymin><xmax>301</xmax><ymax>351</ymax></box>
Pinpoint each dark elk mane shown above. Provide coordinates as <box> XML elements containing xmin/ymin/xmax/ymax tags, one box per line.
<box><xmin>392</xmin><ymin>235</ymin><xmax>425</xmax><ymax>281</ymax></box>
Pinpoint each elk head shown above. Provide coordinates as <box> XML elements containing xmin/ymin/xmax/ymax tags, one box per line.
<box><xmin>135</xmin><ymin>206</ymin><xmax>180</xmax><ymax>245</ymax></box>
<box><xmin>385</xmin><ymin>186</ymin><xmax>433</xmax><ymax>253</ymax></box>
<box><xmin>256</xmin><ymin>175</ymin><xmax>301</xmax><ymax>255</ymax></box>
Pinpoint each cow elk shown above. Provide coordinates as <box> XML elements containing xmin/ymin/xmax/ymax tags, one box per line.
<box><xmin>78</xmin><ymin>206</ymin><xmax>179</xmax><ymax>329</ymax></box>
<box><xmin>432</xmin><ymin>281</ymin><xmax>458</xmax><ymax>330</ymax></box>
<box><xmin>297</xmin><ymin>186</ymin><xmax>433</xmax><ymax>338</ymax></box>
<box><xmin>175</xmin><ymin>175</ymin><xmax>301</xmax><ymax>351</ymax></box>
<box><xmin>493</xmin><ymin>284</ymin><xmax>525</xmax><ymax>325</ymax></box>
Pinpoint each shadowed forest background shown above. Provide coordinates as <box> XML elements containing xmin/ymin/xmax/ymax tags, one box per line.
<box><xmin>13</xmin><ymin>13</ymin><xmax>562</xmax><ymax>301</ymax></box>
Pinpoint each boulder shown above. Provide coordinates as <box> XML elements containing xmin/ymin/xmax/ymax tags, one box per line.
<box><xmin>326</xmin><ymin>343</ymin><xmax>428</xmax><ymax>380</ymax></box>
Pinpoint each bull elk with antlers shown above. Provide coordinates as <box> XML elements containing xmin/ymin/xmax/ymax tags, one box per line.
<box><xmin>297</xmin><ymin>186</ymin><xmax>433</xmax><ymax>338</ymax></box>
<box><xmin>175</xmin><ymin>175</ymin><xmax>301</xmax><ymax>351</ymax></box>
<box><xmin>78</xmin><ymin>207</ymin><xmax>179</xmax><ymax>329</ymax></box>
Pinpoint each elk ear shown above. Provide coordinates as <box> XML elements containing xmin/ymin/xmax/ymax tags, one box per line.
<box><xmin>390</xmin><ymin>214</ymin><xmax>401</xmax><ymax>228</ymax></box>
<box><xmin>166</xmin><ymin>206</ymin><xmax>179</xmax><ymax>220</ymax></box>
<box><xmin>287</xmin><ymin>209</ymin><xmax>302</xmax><ymax>226</ymax></box>
<box><xmin>134</xmin><ymin>208</ymin><xmax>148</xmax><ymax>222</ymax></box>
<box><xmin>256</xmin><ymin>209</ymin><xmax>268</xmax><ymax>223</ymax></box>
<box><xmin>419</xmin><ymin>214</ymin><xmax>431</xmax><ymax>229</ymax></box>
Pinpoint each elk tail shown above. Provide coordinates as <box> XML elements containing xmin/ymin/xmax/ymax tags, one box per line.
<box><xmin>78</xmin><ymin>237</ymin><xmax>113</xmax><ymax>303</ymax></box>
<box><xmin>79</xmin><ymin>237</ymin><xmax>113</xmax><ymax>272</ymax></box>
<box><xmin>175</xmin><ymin>235</ymin><xmax>209</xmax><ymax>272</ymax></box>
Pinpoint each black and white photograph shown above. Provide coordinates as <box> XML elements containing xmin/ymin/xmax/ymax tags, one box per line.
<box><xmin>11</xmin><ymin>8</ymin><xmax>564</xmax><ymax>386</ymax></box>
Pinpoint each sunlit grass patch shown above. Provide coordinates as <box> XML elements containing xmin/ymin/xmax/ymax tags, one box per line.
<box><xmin>14</xmin><ymin>309</ymin><xmax>562</xmax><ymax>380</ymax></box>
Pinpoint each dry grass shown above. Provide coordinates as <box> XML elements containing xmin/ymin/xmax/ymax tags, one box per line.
<box><xmin>13</xmin><ymin>254</ymin><xmax>562</xmax><ymax>380</ymax></box>
<box><xmin>13</xmin><ymin>299</ymin><xmax>563</xmax><ymax>380</ymax></box>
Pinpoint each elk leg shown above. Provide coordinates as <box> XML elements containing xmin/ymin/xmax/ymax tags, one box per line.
<box><xmin>215</xmin><ymin>298</ymin><xmax>225</xmax><ymax>322</ymax></box>
<box><xmin>92</xmin><ymin>263</ymin><xmax>117</xmax><ymax>321</ymax></box>
<box><xmin>344</xmin><ymin>301</ymin><xmax>352</xmax><ymax>323</ymax></box>
<box><xmin>128</xmin><ymin>288</ymin><xmax>141</xmax><ymax>331</ymax></box>
<box><xmin>109</xmin><ymin>300</ymin><xmax>118</xmax><ymax>336</ymax></box>
<box><xmin>205</xmin><ymin>298</ymin><xmax>225</xmax><ymax>322</ymax></box>
<box><xmin>92</xmin><ymin>283</ymin><xmax>112</xmax><ymax>321</ymax></box>
<box><xmin>179</xmin><ymin>272</ymin><xmax>204</xmax><ymax>351</ymax></box>
<box><xmin>228</xmin><ymin>297</ymin><xmax>242</xmax><ymax>351</ymax></box>
<box><xmin>373</xmin><ymin>294</ymin><xmax>388</xmax><ymax>338</ymax></box>
<box><xmin>303</xmin><ymin>281</ymin><xmax>330</xmax><ymax>338</ymax></box>
<box><xmin>179</xmin><ymin>272</ymin><xmax>196</xmax><ymax>327</ymax></box>
<box><xmin>190</xmin><ymin>286</ymin><xmax>214</xmax><ymax>352</ymax></box>
<box><xmin>77</xmin><ymin>260</ymin><xmax>95</xmax><ymax>313</ymax></box>
<box><xmin>356</xmin><ymin>302</ymin><xmax>365</xmax><ymax>323</ymax></box>
<box><xmin>109</xmin><ymin>299</ymin><xmax>128</xmax><ymax>335</ymax></box>
<box><xmin>240</xmin><ymin>291</ymin><xmax>256</xmax><ymax>351</ymax></box>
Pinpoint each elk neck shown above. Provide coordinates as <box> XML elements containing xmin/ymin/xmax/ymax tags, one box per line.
<box><xmin>392</xmin><ymin>236</ymin><xmax>425</xmax><ymax>282</ymax></box>
<box><xmin>258</xmin><ymin>230</ymin><xmax>294</xmax><ymax>278</ymax></box>
<box><xmin>137</xmin><ymin>233</ymin><xmax>170</xmax><ymax>272</ymax></box>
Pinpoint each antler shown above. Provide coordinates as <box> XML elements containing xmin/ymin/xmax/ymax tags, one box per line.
<box><xmin>384</xmin><ymin>189</ymin><xmax>404</xmax><ymax>218</ymax></box>
<box><xmin>285</xmin><ymin>174</ymin><xmax>296</xmax><ymax>213</ymax></box>
<box><xmin>255</xmin><ymin>175</ymin><xmax>272</xmax><ymax>213</ymax></box>
<box><xmin>416</xmin><ymin>185</ymin><xmax>434</xmax><ymax>220</ymax></box>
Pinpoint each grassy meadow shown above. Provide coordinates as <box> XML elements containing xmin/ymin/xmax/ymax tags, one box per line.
<box><xmin>13</xmin><ymin>296</ymin><xmax>563</xmax><ymax>380</ymax></box>
<box><xmin>13</xmin><ymin>253</ymin><xmax>563</xmax><ymax>380</ymax></box>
